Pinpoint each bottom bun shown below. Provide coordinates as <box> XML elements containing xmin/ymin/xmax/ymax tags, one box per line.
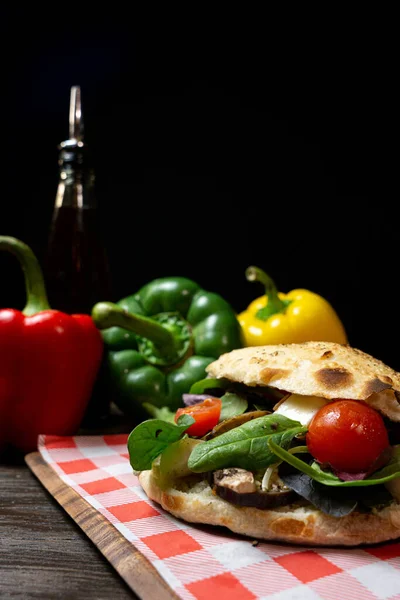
<box><xmin>139</xmin><ymin>470</ymin><xmax>400</xmax><ymax>546</ymax></box>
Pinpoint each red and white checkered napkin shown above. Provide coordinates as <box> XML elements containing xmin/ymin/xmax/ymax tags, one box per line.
<box><xmin>38</xmin><ymin>434</ymin><xmax>400</xmax><ymax>600</ymax></box>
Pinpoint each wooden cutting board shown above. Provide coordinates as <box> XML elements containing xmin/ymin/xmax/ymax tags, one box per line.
<box><xmin>25</xmin><ymin>452</ymin><xmax>178</xmax><ymax>600</ymax></box>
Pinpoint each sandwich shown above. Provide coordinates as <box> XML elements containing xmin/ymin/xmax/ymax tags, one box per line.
<box><xmin>128</xmin><ymin>341</ymin><xmax>400</xmax><ymax>546</ymax></box>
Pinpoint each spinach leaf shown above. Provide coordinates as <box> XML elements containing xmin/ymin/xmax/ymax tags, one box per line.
<box><xmin>219</xmin><ymin>393</ymin><xmax>248</xmax><ymax>422</ymax></box>
<box><xmin>280</xmin><ymin>472</ymin><xmax>358</xmax><ymax>517</ymax></box>
<box><xmin>142</xmin><ymin>403</ymin><xmax>176</xmax><ymax>423</ymax></box>
<box><xmin>269</xmin><ymin>440</ymin><xmax>400</xmax><ymax>487</ymax></box>
<box><xmin>128</xmin><ymin>414</ymin><xmax>195</xmax><ymax>471</ymax></box>
<box><xmin>189</xmin><ymin>377</ymin><xmax>228</xmax><ymax>395</ymax></box>
<box><xmin>188</xmin><ymin>414</ymin><xmax>306</xmax><ymax>472</ymax></box>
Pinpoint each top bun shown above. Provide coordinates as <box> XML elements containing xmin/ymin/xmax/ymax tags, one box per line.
<box><xmin>206</xmin><ymin>342</ymin><xmax>400</xmax><ymax>420</ymax></box>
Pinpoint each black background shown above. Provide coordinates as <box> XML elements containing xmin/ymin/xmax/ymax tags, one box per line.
<box><xmin>1</xmin><ymin>10</ymin><xmax>398</xmax><ymax>368</ymax></box>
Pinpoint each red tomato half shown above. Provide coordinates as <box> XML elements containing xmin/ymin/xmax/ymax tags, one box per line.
<box><xmin>175</xmin><ymin>397</ymin><xmax>222</xmax><ymax>437</ymax></box>
<box><xmin>306</xmin><ymin>400</ymin><xmax>389</xmax><ymax>473</ymax></box>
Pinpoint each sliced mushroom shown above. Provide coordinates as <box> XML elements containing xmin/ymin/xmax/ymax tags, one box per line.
<box><xmin>214</xmin><ymin>468</ymin><xmax>257</xmax><ymax>494</ymax></box>
<box><xmin>213</xmin><ymin>468</ymin><xmax>296</xmax><ymax>509</ymax></box>
<box><xmin>204</xmin><ymin>410</ymin><xmax>269</xmax><ymax>440</ymax></box>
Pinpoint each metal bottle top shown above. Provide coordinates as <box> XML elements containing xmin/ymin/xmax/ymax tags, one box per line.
<box><xmin>58</xmin><ymin>86</ymin><xmax>88</xmax><ymax>165</ymax></box>
<box><xmin>55</xmin><ymin>86</ymin><xmax>95</xmax><ymax>207</ymax></box>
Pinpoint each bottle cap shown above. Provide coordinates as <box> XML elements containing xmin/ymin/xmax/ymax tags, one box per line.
<box><xmin>59</xmin><ymin>86</ymin><xmax>87</xmax><ymax>162</ymax></box>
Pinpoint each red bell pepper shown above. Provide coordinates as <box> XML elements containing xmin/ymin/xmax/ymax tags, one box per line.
<box><xmin>0</xmin><ymin>236</ymin><xmax>103</xmax><ymax>454</ymax></box>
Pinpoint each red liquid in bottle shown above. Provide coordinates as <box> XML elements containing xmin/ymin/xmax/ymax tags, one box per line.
<box><xmin>46</xmin><ymin>204</ymin><xmax>112</xmax><ymax>315</ymax></box>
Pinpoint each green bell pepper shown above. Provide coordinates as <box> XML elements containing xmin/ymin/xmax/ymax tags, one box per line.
<box><xmin>92</xmin><ymin>277</ymin><xmax>243</xmax><ymax>417</ymax></box>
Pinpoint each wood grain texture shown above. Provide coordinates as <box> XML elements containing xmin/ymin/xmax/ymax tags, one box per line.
<box><xmin>25</xmin><ymin>452</ymin><xmax>179</xmax><ymax>600</ymax></box>
<box><xmin>0</xmin><ymin>463</ymin><xmax>134</xmax><ymax>599</ymax></box>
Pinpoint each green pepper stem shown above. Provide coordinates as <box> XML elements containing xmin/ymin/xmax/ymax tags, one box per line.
<box><xmin>0</xmin><ymin>235</ymin><xmax>51</xmax><ymax>315</ymax></box>
<box><xmin>92</xmin><ymin>302</ymin><xmax>178</xmax><ymax>357</ymax></box>
<box><xmin>245</xmin><ymin>266</ymin><xmax>289</xmax><ymax>321</ymax></box>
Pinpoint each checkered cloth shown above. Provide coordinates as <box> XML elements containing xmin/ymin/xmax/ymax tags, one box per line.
<box><xmin>38</xmin><ymin>434</ymin><xmax>400</xmax><ymax>600</ymax></box>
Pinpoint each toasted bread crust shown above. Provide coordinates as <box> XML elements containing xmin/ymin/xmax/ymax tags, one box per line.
<box><xmin>139</xmin><ymin>470</ymin><xmax>400</xmax><ymax>546</ymax></box>
<box><xmin>206</xmin><ymin>342</ymin><xmax>400</xmax><ymax>420</ymax></box>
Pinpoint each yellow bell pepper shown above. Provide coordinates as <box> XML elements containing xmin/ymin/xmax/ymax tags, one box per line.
<box><xmin>238</xmin><ymin>266</ymin><xmax>347</xmax><ymax>346</ymax></box>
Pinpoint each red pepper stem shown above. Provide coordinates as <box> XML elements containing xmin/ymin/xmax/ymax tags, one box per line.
<box><xmin>91</xmin><ymin>302</ymin><xmax>179</xmax><ymax>358</ymax></box>
<box><xmin>245</xmin><ymin>266</ymin><xmax>288</xmax><ymax>320</ymax></box>
<box><xmin>0</xmin><ymin>236</ymin><xmax>51</xmax><ymax>315</ymax></box>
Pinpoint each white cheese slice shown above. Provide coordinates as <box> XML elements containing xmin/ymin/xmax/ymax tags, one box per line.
<box><xmin>274</xmin><ymin>394</ymin><xmax>329</xmax><ymax>426</ymax></box>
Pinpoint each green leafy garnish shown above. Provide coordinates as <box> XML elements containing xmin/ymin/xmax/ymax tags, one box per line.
<box><xmin>188</xmin><ymin>414</ymin><xmax>306</xmax><ymax>472</ymax></box>
<box><xmin>219</xmin><ymin>392</ymin><xmax>248</xmax><ymax>422</ymax></box>
<box><xmin>142</xmin><ymin>403</ymin><xmax>176</xmax><ymax>423</ymax></box>
<box><xmin>128</xmin><ymin>414</ymin><xmax>195</xmax><ymax>471</ymax></box>
<box><xmin>269</xmin><ymin>440</ymin><xmax>400</xmax><ymax>487</ymax></box>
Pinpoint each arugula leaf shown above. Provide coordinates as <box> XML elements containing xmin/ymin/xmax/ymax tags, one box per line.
<box><xmin>188</xmin><ymin>414</ymin><xmax>306</xmax><ymax>472</ymax></box>
<box><xmin>128</xmin><ymin>414</ymin><xmax>195</xmax><ymax>471</ymax></box>
<box><xmin>269</xmin><ymin>440</ymin><xmax>400</xmax><ymax>487</ymax></box>
<box><xmin>219</xmin><ymin>393</ymin><xmax>248</xmax><ymax>422</ymax></box>
<box><xmin>142</xmin><ymin>403</ymin><xmax>176</xmax><ymax>423</ymax></box>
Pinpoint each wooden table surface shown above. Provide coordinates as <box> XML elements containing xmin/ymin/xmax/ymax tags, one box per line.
<box><xmin>0</xmin><ymin>456</ymin><xmax>136</xmax><ymax>599</ymax></box>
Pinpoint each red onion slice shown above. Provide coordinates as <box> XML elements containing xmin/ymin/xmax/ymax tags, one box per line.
<box><xmin>182</xmin><ymin>394</ymin><xmax>215</xmax><ymax>406</ymax></box>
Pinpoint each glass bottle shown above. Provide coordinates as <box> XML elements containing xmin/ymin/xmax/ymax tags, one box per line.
<box><xmin>45</xmin><ymin>86</ymin><xmax>113</xmax><ymax>315</ymax></box>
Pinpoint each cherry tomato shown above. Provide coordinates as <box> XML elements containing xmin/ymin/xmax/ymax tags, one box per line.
<box><xmin>306</xmin><ymin>400</ymin><xmax>389</xmax><ymax>473</ymax></box>
<box><xmin>175</xmin><ymin>397</ymin><xmax>222</xmax><ymax>437</ymax></box>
